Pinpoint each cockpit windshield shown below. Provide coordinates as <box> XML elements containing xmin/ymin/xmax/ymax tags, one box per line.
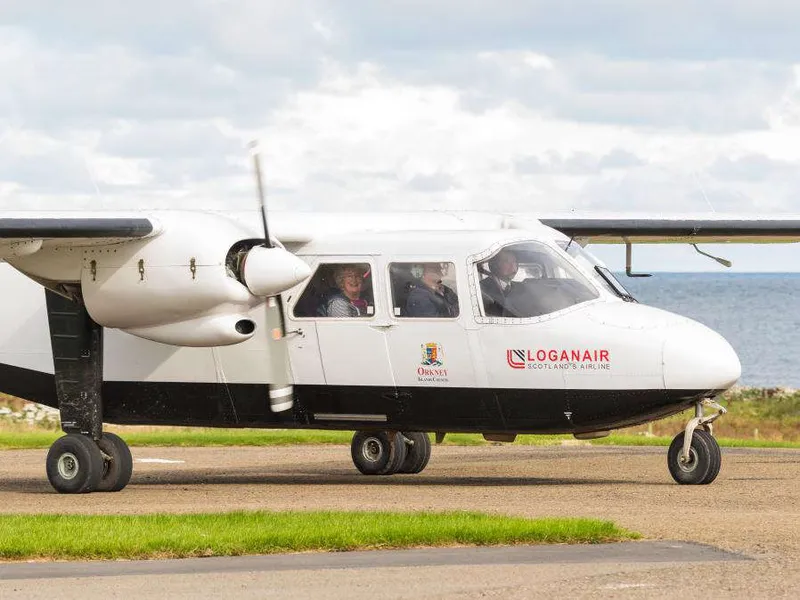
<box><xmin>556</xmin><ymin>240</ymin><xmax>637</xmax><ymax>302</ymax></box>
<box><xmin>475</xmin><ymin>241</ymin><xmax>600</xmax><ymax>318</ymax></box>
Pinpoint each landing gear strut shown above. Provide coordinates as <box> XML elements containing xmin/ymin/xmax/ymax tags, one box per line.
<box><xmin>667</xmin><ymin>399</ymin><xmax>726</xmax><ymax>485</ymax></box>
<box><xmin>44</xmin><ymin>290</ymin><xmax>133</xmax><ymax>494</ymax></box>
<box><xmin>351</xmin><ymin>431</ymin><xmax>432</xmax><ymax>475</ymax></box>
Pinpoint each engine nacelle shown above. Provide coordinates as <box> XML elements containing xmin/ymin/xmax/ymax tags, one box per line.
<box><xmin>124</xmin><ymin>313</ymin><xmax>258</xmax><ymax>347</ymax></box>
<box><xmin>78</xmin><ymin>212</ymin><xmax>309</xmax><ymax>347</ymax></box>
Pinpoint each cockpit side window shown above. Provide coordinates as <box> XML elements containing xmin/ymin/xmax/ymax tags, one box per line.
<box><xmin>390</xmin><ymin>262</ymin><xmax>459</xmax><ymax>318</ymax></box>
<box><xmin>557</xmin><ymin>241</ymin><xmax>637</xmax><ymax>302</ymax></box>
<box><xmin>475</xmin><ymin>242</ymin><xmax>599</xmax><ymax>318</ymax></box>
<box><xmin>293</xmin><ymin>262</ymin><xmax>374</xmax><ymax>318</ymax></box>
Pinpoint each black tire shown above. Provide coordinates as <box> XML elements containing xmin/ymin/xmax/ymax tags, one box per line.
<box><xmin>695</xmin><ymin>429</ymin><xmax>722</xmax><ymax>484</ymax></box>
<box><xmin>46</xmin><ymin>434</ymin><xmax>105</xmax><ymax>494</ymax></box>
<box><xmin>398</xmin><ymin>432</ymin><xmax>431</xmax><ymax>474</ymax></box>
<box><xmin>667</xmin><ymin>429</ymin><xmax>719</xmax><ymax>485</ymax></box>
<box><xmin>351</xmin><ymin>431</ymin><xmax>407</xmax><ymax>475</ymax></box>
<box><xmin>96</xmin><ymin>432</ymin><xmax>133</xmax><ymax>492</ymax></box>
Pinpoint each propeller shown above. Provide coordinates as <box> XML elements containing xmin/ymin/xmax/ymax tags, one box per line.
<box><xmin>249</xmin><ymin>141</ymin><xmax>296</xmax><ymax>413</ymax></box>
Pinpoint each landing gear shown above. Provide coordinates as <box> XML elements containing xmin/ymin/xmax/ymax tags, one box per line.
<box><xmin>667</xmin><ymin>399</ymin><xmax>726</xmax><ymax>485</ymax></box>
<box><xmin>351</xmin><ymin>431</ymin><xmax>432</xmax><ymax>475</ymax></box>
<box><xmin>96</xmin><ymin>433</ymin><xmax>134</xmax><ymax>492</ymax></box>
<box><xmin>44</xmin><ymin>290</ymin><xmax>134</xmax><ymax>494</ymax></box>
<box><xmin>398</xmin><ymin>432</ymin><xmax>431</xmax><ymax>474</ymax></box>
<box><xmin>46</xmin><ymin>434</ymin><xmax>105</xmax><ymax>494</ymax></box>
<box><xmin>351</xmin><ymin>431</ymin><xmax>407</xmax><ymax>475</ymax></box>
<box><xmin>45</xmin><ymin>433</ymin><xmax>133</xmax><ymax>494</ymax></box>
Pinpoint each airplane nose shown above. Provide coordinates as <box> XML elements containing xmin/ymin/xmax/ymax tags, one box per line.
<box><xmin>662</xmin><ymin>323</ymin><xmax>741</xmax><ymax>391</ymax></box>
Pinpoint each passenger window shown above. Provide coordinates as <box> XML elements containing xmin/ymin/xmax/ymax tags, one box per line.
<box><xmin>476</xmin><ymin>243</ymin><xmax>599</xmax><ymax>318</ymax></box>
<box><xmin>293</xmin><ymin>263</ymin><xmax>374</xmax><ymax>318</ymax></box>
<box><xmin>390</xmin><ymin>262</ymin><xmax>459</xmax><ymax>318</ymax></box>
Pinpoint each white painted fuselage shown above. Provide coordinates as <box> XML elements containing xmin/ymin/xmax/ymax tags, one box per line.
<box><xmin>0</xmin><ymin>209</ymin><xmax>741</xmax><ymax>436</ymax></box>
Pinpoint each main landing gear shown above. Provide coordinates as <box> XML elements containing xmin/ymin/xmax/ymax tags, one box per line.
<box><xmin>44</xmin><ymin>290</ymin><xmax>134</xmax><ymax>494</ymax></box>
<box><xmin>351</xmin><ymin>431</ymin><xmax>432</xmax><ymax>475</ymax></box>
<box><xmin>46</xmin><ymin>432</ymin><xmax>133</xmax><ymax>494</ymax></box>
<box><xmin>667</xmin><ymin>399</ymin><xmax>726</xmax><ymax>485</ymax></box>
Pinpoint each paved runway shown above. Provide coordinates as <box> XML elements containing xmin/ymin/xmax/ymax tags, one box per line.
<box><xmin>0</xmin><ymin>444</ymin><xmax>798</xmax><ymax>598</ymax></box>
<box><xmin>0</xmin><ymin>541</ymin><xmax>746</xmax><ymax>580</ymax></box>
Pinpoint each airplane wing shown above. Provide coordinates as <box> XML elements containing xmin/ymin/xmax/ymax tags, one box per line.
<box><xmin>537</xmin><ymin>217</ymin><xmax>800</xmax><ymax>244</ymax></box>
<box><xmin>0</xmin><ymin>216</ymin><xmax>158</xmax><ymax>259</ymax></box>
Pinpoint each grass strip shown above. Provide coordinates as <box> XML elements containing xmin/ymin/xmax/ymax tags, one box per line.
<box><xmin>1</xmin><ymin>429</ymin><xmax>799</xmax><ymax>450</ymax></box>
<box><xmin>0</xmin><ymin>431</ymin><xmax>62</xmax><ymax>449</ymax></box>
<box><xmin>574</xmin><ymin>434</ymin><xmax>800</xmax><ymax>449</ymax></box>
<box><xmin>0</xmin><ymin>511</ymin><xmax>637</xmax><ymax>561</ymax></box>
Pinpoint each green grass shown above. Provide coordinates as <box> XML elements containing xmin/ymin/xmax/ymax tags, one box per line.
<box><xmin>0</xmin><ymin>511</ymin><xmax>637</xmax><ymax>561</ymax></box>
<box><xmin>0</xmin><ymin>429</ymin><xmax>353</xmax><ymax>450</ymax></box>
<box><xmin>0</xmin><ymin>430</ymin><xmax>62</xmax><ymax>449</ymax></box>
<box><xmin>1</xmin><ymin>429</ymin><xmax>799</xmax><ymax>450</ymax></box>
<box><xmin>582</xmin><ymin>434</ymin><xmax>800</xmax><ymax>449</ymax></box>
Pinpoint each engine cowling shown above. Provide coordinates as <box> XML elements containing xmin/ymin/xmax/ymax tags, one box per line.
<box><xmin>79</xmin><ymin>212</ymin><xmax>310</xmax><ymax>347</ymax></box>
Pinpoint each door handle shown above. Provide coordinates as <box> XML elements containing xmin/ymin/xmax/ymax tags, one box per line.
<box><xmin>369</xmin><ymin>324</ymin><xmax>395</xmax><ymax>332</ymax></box>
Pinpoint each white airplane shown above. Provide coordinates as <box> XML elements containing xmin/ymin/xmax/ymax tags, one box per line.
<box><xmin>2</xmin><ymin>184</ymin><xmax>799</xmax><ymax>493</ymax></box>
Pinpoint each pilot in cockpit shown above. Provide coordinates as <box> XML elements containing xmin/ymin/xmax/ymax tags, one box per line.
<box><xmin>480</xmin><ymin>249</ymin><xmax>519</xmax><ymax>316</ymax></box>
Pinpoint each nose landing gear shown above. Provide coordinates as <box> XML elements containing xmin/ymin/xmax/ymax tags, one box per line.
<box><xmin>667</xmin><ymin>399</ymin><xmax>726</xmax><ymax>485</ymax></box>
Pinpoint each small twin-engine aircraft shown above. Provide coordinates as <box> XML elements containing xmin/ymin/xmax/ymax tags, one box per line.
<box><xmin>2</xmin><ymin>169</ymin><xmax>799</xmax><ymax>492</ymax></box>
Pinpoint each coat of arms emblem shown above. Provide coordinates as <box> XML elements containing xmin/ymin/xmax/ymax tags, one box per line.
<box><xmin>421</xmin><ymin>342</ymin><xmax>443</xmax><ymax>367</ymax></box>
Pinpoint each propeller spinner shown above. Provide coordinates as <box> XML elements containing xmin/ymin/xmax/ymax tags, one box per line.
<box><xmin>249</xmin><ymin>141</ymin><xmax>307</xmax><ymax>412</ymax></box>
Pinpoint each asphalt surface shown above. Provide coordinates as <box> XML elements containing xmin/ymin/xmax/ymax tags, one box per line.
<box><xmin>0</xmin><ymin>541</ymin><xmax>745</xmax><ymax>580</ymax></box>
<box><xmin>0</xmin><ymin>443</ymin><xmax>798</xmax><ymax>598</ymax></box>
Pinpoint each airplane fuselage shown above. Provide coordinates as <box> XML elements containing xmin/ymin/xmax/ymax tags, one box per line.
<box><xmin>0</xmin><ymin>212</ymin><xmax>740</xmax><ymax>438</ymax></box>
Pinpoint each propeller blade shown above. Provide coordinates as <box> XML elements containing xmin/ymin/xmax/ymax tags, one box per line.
<box><xmin>250</xmin><ymin>140</ymin><xmax>295</xmax><ymax>413</ymax></box>
<box><xmin>249</xmin><ymin>140</ymin><xmax>272</xmax><ymax>250</ymax></box>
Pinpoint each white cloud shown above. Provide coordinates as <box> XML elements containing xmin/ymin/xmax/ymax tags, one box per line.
<box><xmin>1</xmin><ymin>1</ymin><xmax>800</xmax><ymax>268</ymax></box>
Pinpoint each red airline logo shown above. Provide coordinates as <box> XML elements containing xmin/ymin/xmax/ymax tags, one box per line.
<box><xmin>507</xmin><ymin>348</ymin><xmax>611</xmax><ymax>370</ymax></box>
<box><xmin>507</xmin><ymin>349</ymin><xmax>526</xmax><ymax>369</ymax></box>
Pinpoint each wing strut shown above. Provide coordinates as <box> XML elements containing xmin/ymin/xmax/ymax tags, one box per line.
<box><xmin>624</xmin><ymin>239</ymin><xmax>651</xmax><ymax>278</ymax></box>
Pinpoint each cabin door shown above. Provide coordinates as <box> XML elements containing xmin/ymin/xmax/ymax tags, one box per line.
<box><xmin>285</xmin><ymin>257</ymin><xmax>393</xmax><ymax>387</ymax></box>
<box><xmin>381</xmin><ymin>260</ymin><xmax>498</xmax><ymax>430</ymax></box>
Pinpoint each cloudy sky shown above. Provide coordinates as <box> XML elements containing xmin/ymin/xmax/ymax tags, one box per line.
<box><xmin>2</xmin><ymin>1</ymin><xmax>800</xmax><ymax>270</ymax></box>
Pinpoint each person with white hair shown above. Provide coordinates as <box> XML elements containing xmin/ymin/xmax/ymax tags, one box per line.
<box><xmin>325</xmin><ymin>265</ymin><xmax>368</xmax><ymax>317</ymax></box>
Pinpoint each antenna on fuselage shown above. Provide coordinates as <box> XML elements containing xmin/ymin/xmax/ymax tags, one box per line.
<box><xmin>83</xmin><ymin>158</ymin><xmax>104</xmax><ymax>208</ymax></box>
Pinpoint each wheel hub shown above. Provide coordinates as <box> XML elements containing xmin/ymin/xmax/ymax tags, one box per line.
<box><xmin>57</xmin><ymin>452</ymin><xmax>80</xmax><ymax>480</ymax></box>
<box><xmin>678</xmin><ymin>448</ymin><xmax>699</xmax><ymax>473</ymax></box>
<box><xmin>361</xmin><ymin>437</ymin><xmax>384</xmax><ymax>463</ymax></box>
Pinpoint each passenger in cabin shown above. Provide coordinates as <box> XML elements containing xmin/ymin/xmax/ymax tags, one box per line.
<box><xmin>480</xmin><ymin>249</ymin><xmax>519</xmax><ymax>316</ymax></box>
<box><xmin>405</xmin><ymin>263</ymin><xmax>459</xmax><ymax>318</ymax></box>
<box><xmin>325</xmin><ymin>265</ymin><xmax>369</xmax><ymax>317</ymax></box>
